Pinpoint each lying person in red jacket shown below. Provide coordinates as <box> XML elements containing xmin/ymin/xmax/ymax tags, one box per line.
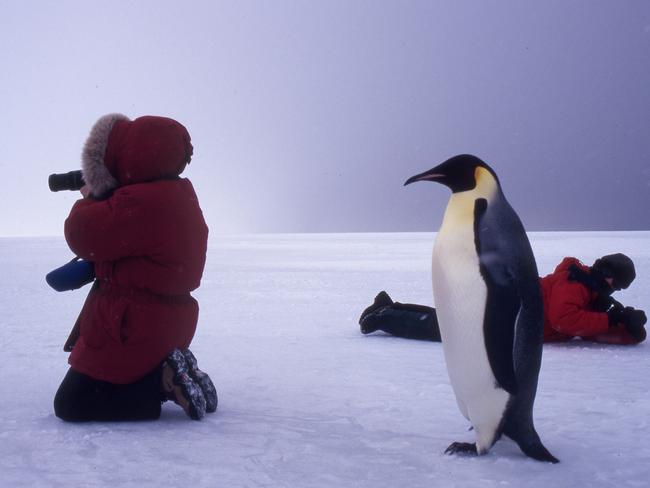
<box><xmin>53</xmin><ymin>114</ymin><xmax>217</xmax><ymax>422</ymax></box>
<box><xmin>359</xmin><ymin>254</ymin><xmax>646</xmax><ymax>345</ymax></box>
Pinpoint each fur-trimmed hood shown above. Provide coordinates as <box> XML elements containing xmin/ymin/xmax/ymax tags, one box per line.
<box><xmin>81</xmin><ymin>114</ymin><xmax>193</xmax><ymax>198</ymax></box>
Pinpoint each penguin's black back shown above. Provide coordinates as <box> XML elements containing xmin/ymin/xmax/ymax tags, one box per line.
<box><xmin>473</xmin><ymin>189</ymin><xmax>557</xmax><ymax>463</ymax></box>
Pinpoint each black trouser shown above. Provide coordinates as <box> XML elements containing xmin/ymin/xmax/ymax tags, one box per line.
<box><xmin>54</xmin><ymin>367</ymin><xmax>163</xmax><ymax>422</ymax></box>
<box><xmin>364</xmin><ymin>302</ymin><xmax>442</xmax><ymax>341</ymax></box>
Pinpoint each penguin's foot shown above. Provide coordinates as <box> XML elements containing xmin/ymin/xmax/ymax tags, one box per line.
<box><xmin>444</xmin><ymin>442</ymin><xmax>478</xmax><ymax>457</ymax></box>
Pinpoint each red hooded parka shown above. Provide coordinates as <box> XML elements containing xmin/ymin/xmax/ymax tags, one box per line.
<box><xmin>540</xmin><ymin>257</ymin><xmax>636</xmax><ymax>344</ymax></box>
<box><xmin>64</xmin><ymin>114</ymin><xmax>208</xmax><ymax>384</ymax></box>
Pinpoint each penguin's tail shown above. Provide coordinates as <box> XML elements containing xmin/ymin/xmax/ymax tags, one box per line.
<box><xmin>516</xmin><ymin>434</ymin><xmax>559</xmax><ymax>464</ymax></box>
<box><xmin>504</xmin><ymin>422</ymin><xmax>559</xmax><ymax>464</ymax></box>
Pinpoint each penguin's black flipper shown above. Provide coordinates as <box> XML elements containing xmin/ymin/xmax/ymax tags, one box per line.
<box><xmin>482</xmin><ymin>283</ymin><xmax>520</xmax><ymax>395</ymax></box>
<box><xmin>474</xmin><ymin>198</ymin><xmax>519</xmax><ymax>395</ymax></box>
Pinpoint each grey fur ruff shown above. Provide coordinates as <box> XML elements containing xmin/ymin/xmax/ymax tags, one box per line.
<box><xmin>81</xmin><ymin>113</ymin><xmax>130</xmax><ymax>197</ymax></box>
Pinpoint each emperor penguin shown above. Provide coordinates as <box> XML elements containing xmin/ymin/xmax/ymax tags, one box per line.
<box><xmin>405</xmin><ymin>154</ymin><xmax>558</xmax><ymax>463</ymax></box>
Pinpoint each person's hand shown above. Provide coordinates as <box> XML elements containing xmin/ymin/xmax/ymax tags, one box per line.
<box><xmin>621</xmin><ymin>307</ymin><xmax>647</xmax><ymax>342</ymax></box>
<box><xmin>593</xmin><ymin>294</ymin><xmax>615</xmax><ymax>312</ymax></box>
<box><xmin>80</xmin><ymin>185</ymin><xmax>91</xmax><ymax>199</ymax></box>
<box><xmin>606</xmin><ymin>302</ymin><xmax>626</xmax><ymax>326</ymax></box>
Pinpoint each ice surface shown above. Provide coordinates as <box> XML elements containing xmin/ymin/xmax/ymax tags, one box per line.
<box><xmin>0</xmin><ymin>232</ymin><xmax>649</xmax><ymax>487</ymax></box>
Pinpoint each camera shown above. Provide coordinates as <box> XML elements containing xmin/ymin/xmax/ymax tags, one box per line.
<box><xmin>47</xmin><ymin>170</ymin><xmax>95</xmax><ymax>292</ymax></box>
<box><xmin>48</xmin><ymin>170</ymin><xmax>84</xmax><ymax>192</ymax></box>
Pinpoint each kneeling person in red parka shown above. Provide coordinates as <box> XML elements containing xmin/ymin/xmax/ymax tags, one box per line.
<box><xmin>54</xmin><ymin>114</ymin><xmax>217</xmax><ymax>421</ymax></box>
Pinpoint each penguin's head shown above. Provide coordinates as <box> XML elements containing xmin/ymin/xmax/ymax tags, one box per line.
<box><xmin>404</xmin><ymin>154</ymin><xmax>499</xmax><ymax>193</ymax></box>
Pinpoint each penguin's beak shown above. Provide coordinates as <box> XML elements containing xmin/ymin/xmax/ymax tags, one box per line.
<box><xmin>404</xmin><ymin>167</ymin><xmax>445</xmax><ymax>186</ymax></box>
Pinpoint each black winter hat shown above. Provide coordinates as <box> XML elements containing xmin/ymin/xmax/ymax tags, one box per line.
<box><xmin>592</xmin><ymin>253</ymin><xmax>636</xmax><ymax>290</ymax></box>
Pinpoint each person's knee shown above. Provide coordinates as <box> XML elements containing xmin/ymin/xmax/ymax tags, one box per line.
<box><xmin>53</xmin><ymin>386</ymin><xmax>84</xmax><ymax>422</ymax></box>
<box><xmin>53</xmin><ymin>396</ymin><xmax>78</xmax><ymax>421</ymax></box>
<box><xmin>53</xmin><ymin>369</ymin><xmax>90</xmax><ymax>422</ymax></box>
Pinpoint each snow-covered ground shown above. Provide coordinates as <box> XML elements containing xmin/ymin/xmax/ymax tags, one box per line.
<box><xmin>1</xmin><ymin>232</ymin><xmax>649</xmax><ymax>488</ymax></box>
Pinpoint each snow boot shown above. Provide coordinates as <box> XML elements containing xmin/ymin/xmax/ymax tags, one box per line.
<box><xmin>161</xmin><ymin>349</ymin><xmax>207</xmax><ymax>420</ymax></box>
<box><xmin>358</xmin><ymin>291</ymin><xmax>394</xmax><ymax>327</ymax></box>
<box><xmin>360</xmin><ymin>303</ymin><xmax>441</xmax><ymax>341</ymax></box>
<box><xmin>182</xmin><ymin>349</ymin><xmax>218</xmax><ymax>413</ymax></box>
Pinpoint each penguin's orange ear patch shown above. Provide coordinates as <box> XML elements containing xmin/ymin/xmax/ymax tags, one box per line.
<box><xmin>474</xmin><ymin>167</ymin><xmax>498</xmax><ymax>196</ymax></box>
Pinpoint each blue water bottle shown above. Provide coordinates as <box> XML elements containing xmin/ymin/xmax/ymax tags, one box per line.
<box><xmin>46</xmin><ymin>258</ymin><xmax>95</xmax><ymax>292</ymax></box>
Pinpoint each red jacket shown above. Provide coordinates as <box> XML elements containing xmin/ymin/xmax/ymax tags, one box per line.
<box><xmin>64</xmin><ymin>114</ymin><xmax>208</xmax><ymax>383</ymax></box>
<box><xmin>540</xmin><ymin>257</ymin><xmax>635</xmax><ymax>344</ymax></box>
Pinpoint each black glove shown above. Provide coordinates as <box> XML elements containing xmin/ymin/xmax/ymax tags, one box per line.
<box><xmin>606</xmin><ymin>302</ymin><xmax>626</xmax><ymax>326</ymax></box>
<box><xmin>593</xmin><ymin>294</ymin><xmax>616</xmax><ymax>312</ymax></box>
<box><xmin>621</xmin><ymin>307</ymin><xmax>647</xmax><ymax>342</ymax></box>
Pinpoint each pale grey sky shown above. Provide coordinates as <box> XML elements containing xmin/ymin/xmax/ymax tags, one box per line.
<box><xmin>1</xmin><ymin>0</ymin><xmax>649</xmax><ymax>236</ymax></box>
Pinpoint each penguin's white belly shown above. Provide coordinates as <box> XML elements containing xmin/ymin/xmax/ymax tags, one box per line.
<box><xmin>432</xmin><ymin>225</ymin><xmax>510</xmax><ymax>451</ymax></box>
